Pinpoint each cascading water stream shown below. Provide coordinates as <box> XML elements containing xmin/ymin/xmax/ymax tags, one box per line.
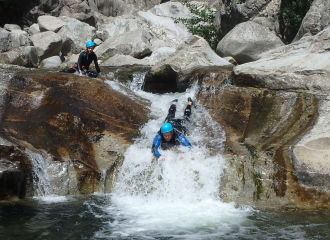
<box><xmin>92</xmin><ymin>72</ymin><xmax>253</xmax><ymax>238</ymax></box>
<box><xmin>26</xmin><ymin>149</ymin><xmax>53</xmax><ymax>197</ymax></box>
<box><xmin>1</xmin><ymin>71</ymin><xmax>327</xmax><ymax>240</ymax></box>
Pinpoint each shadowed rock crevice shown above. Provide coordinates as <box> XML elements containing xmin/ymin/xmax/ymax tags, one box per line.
<box><xmin>0</xmin><ymin>146</ymin><xmax>33</xmax><ymax>200</ymax></box>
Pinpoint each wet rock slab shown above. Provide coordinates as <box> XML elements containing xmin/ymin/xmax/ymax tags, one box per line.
<box><xmin>0</xmin><ymin>71</ymin><xmax>150</xmax><ymax>196</ymax></box>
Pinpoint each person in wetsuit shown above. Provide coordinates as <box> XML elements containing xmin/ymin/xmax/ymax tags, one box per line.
<box><xmin>152</xmin><ymin>97</ymin><xmax>193</xmax><ymax>161</ymax></box>
<box><xmin>60</xmin><ymin>41</ymin><xmax>101</xmax><ymax>78</ymax></box>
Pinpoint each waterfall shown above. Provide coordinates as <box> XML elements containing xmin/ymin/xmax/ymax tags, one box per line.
<box><xmin>26</xmin><ymin>149</ymin><xmax>53</xmax><ymax>196</ymax></box>
<box><xmin>102</xmin><ymin>75</ymin><xmax>251</xmax><ymax>238</ymax></box>
<box><xmin>26</xmin><ymin>149</ymin><xmax>72</xmax><ymax>202</ymax></box>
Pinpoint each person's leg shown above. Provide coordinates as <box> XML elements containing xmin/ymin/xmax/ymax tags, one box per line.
<box><xmin>86</xmin><ymin>70</ymin><xmax>98</xmax><ymax>78</ymax></box>
<box><xmin>59</xmin><ymin>68</ymin><xmax>76</xmax><ymax>73</ymax></box>
<box><xmin>164</xmin><ymin>99</ymin><xmax>178</xmax><ymax>122</ymax></box>
<box><xmin>183</xmin><ymin>97</ymin><xmax>193</xmax><ymax>121</ymax></box>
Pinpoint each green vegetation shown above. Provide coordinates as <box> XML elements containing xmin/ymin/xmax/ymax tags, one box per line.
<box><xmin>174</xmin><ymin>2</ymin><xmax>219</xmax><ymax>51</ymax></box>
<box><xmin>278</xmin><ymin>0</ymin><xmax>314</xmax><ymax>42</ymax></box>
<box><xmin>237</xmin><ymin>0</ymin><xmax>247</xmax><ymax>3</ymax></box>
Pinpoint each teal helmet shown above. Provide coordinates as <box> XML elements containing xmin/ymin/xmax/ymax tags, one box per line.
<box><xmin>86</xmin><ymin>41</ymin><xmax>95</xmax><ymax>48</ymax></box>
<box><xmin>161</xmin><ymin>123</ymin><xmax>173</xmax><ymax>133</ymax></box>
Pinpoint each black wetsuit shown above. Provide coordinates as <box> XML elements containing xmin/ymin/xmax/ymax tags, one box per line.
<box><xmin>77</xmin><ymin>51</ymin><xmax>100</xmax><ymax>74</ymax></box>
<box><xmin>60</xmin><ymin>51</ymin><xmax>100</xmax><ymax>78</ymax></box>
<box><xmin>152</xmin><ymin>103</ymin><xmax>192</xmax><ymax>158</ymax></box>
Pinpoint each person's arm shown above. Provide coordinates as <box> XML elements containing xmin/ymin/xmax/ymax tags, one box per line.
<box><xmin>178</xmin><ymin>134</ymin><xmax>192</xmax><ymax>150</ymax></box>
<box><xmin>77</xmin><ymin>52</ymin><xmax>84</xmax><ymax>75</ymax></box>
<box><xmin>152</xmin><ymin>134</ymin><xmax>162</xmax><ymax>158</ymax></box>
<box><xmin>93</xmin><ymin>53</ymin><xmax>101</xmax><ymax>74</ymax></box>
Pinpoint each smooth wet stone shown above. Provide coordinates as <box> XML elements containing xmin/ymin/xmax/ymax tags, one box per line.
<box><xmin>0</xmin><ymin>71</ymin><xmax>150</xmax><ymax>195</ymax></box>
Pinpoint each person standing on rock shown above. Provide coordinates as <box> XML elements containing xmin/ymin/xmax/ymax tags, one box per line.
<box><xmin>152</xmin><ymin>98</ymin><xmax>193</xmax><ymax>161</ymax></box>
<box><xmin>60</xmin><ymin>41</ymin><xmax>101</xmax><ymax>78</ymax></box>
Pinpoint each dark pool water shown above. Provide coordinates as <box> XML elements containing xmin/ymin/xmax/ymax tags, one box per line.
<box><xmin>0</xmin><ymin>194</ymin><xmax>329</xmax><ymax>240</ymax></box>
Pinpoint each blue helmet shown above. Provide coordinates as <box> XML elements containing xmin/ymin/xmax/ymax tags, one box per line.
<box><xmin>86</xmin><ymin>41</ymin><xmax>95</xmax><ymax>48</ymax></box>
<box><xmin>161</xmin><ymin>123</ymin><xmax>173</xmax><ymax>133</ymax></box>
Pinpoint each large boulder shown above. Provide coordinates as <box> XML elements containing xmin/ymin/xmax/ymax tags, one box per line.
<box><xmin>58</xmin><ymin>19</ymin><xmax>96</xmax><ymax>55</ymax></box>
<box><xmin>100</xmin><ymin>47</ymin><xmax>176</xmax><ymax>67</ymax></box>
<box><xmin>0</xmin><ymin>47</ymin><xmax>39</xmax><ymax>68</ymax></box>
<box><xmin>0</xmin><ymin>51</ymin><xmax>24</xmax><ymax>66</ymax></box>
<box><xmin>216</xmin><ymin>21</ymin><xmax>284</xmax><ymax>64</ymax></box>
<box><xmin>138</xmin><ymin>6</ymin><xmax>192</xmax><ymax>49</ymax></box>
<box><xmin>101</xmin><ymin>54</ymin><xmax>150</xmax><ymax>66</ymax></box>
<box><xmin>196</xmin><ymin>79</ymin><xmax>323</xmax><ymax>210</ymax></box>
<box><xmin>91</xmin><ymin>0</ymin><xmax>160</xmax><ymax>17</ymax></box>
<box><xmin>38</xmin><ymin>15</ymin><xmax>66</xmax><ymax>32</ymax></box>
<box><xmin>3</xmin><ymin>24</ymin><xmax>21</xmax><ymax>31</ymax></box>
<box><xmin>96</xmin><ymin>15</ymin><xmax>148</xmax><ymax>41</ymax></box>
<box><xmin>214</xmin><ymin>0</ymin><xmax>281</xmax><ymax>40</ymax></box>
<box><xmin>28</xmin><ymin>24</ymin><xmax>40</xmax><ymax>35</ymax></box>
<box><xmin>40</xmin><ymin>56</ymin><xmax>62</xmax><ymax>69</ymax></box>
<box><xmin>145</xmin><ymin>35</ymin><xmax>233</xmax><ymax>93</ymax></box>
<box><xmin>149</xmin><ymin>1</ymin><xmax>193</xmax><ymax>18</ymax></box>
<box><xmin>215</xmin><ymin>26</ymin><xmax>330</xmax><ymax>210</ymax></box>
<box><xmin>233</xmin><ymin>27</ymin><xmax>330</xmax><ymax>95</ymax></box>
<box><xmin>18</xmin><ymin>46</ymin><xmax>39</xmax><ymax>67</ymax></box>
<box><xmin>94</xmin><ymin>29</ymin><xmax>152</xmax><ymax>60</ymax></box>
<box><xmin>31</xmin><ymin>31</ymin><xmax>62</xmax><ymax>61</ymax></box>
<box><xmin>0</xmin><ymin>28</ymin><xmax>11</xmax><ymax>53</ymax></box>
<box><xmin>9</xmin><ymin>29</ymin><xmax>31</xmax><ymax>49</ymax></box>
<box><xmin>60</xmin><ymin>1</ymin><xmax>95</xmax><ymax>26</ymax></box>
<box><xmin>0</xmin><ymin>71</ymin><xmax>150</xmax><ymax>195</ymax></box>
<box><xmin>294</xmin><ymin>0</ymin><xmax>330</xmax><ymax>42</ymax></box>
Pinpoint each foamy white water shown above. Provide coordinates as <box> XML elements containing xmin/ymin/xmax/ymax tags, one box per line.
<box><xmin>92</xmin><ymin>76</ymin><xmax>253</xmax><ymax>238</ymax></box>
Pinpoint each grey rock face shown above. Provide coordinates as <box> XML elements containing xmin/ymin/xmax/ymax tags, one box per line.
<box><xmin>101</xmin><ymin>54</ymin><xmax>150</xmax><ymax>66</ymax></box>
<box><xmin>3</xmin><ymin>24</ymin><xmax>21</xmax><ymax>31</ymax></box>
<box><xmin>0</xmin><ymin>51</ymin><xmax>24</xmax><ymax>66</ymax></box>
<box><xmin>58</xmin><ymin>19</ymin><xmax>96</xmax><ymax>55</ymax></box>
<box><xmin>215</xmin><ymin>0</ymin><xmax>280</xmax><ymax>40</ymax></box>
<box><xmin>294</xmin><ymin>0</ymin><xmax>330</xmax><ymax>42</ymax></box>
<box><xmin>28</xmin><ymin>24</ymin><xmax>41</xmax><ymax>36</ymax></box>
<box><xmin>92</xmin><ymin>0</ymin><xmax>156</xmax><ymax>17</ymax></box>
<box><xmin>31</xmin><ymin>31</ymin><xmax>62</xmax><ymax>61</ymax></box>
<box><xmin>94</xmin><ymin>29</ymin><xmax>152</xmax><ymax>60</ymax></box>
<box><xmin>0</xmin><ymin>28</ymin><xmax>11</xmax><ymax>53</ymax></box>
<box><xmin>216</xmin><ymin>21</ymin><xmax>284</xmax><ymax>64</ymax></box>
<box><xmin>60</xmin><ymin>1</ymin><xmax>95</xmax><ymax>26</ymax></box>
<box><xmin>146</xmin><ymin>35</ymin><xmax>233</xmax><ymax>93</ymax></box>
<box><xmin>38</xmin><ymin>15</ymin><xmax>67</xmax><ymax>32</ymax></box>
<box><xmin>18</xmin><ymin>46</ymin><xmax>39</xmax><ymax>67</ymax></box>
<box><xmin>97</xmin><ymin>15</ymin><xmax>148</xmax><ymax>41</ymax></box>
<box><xmin>39</xmin><ymin>0</ymin><xmax>60</xmax><ymax>12</ymax></box>
<box><xmin>9</xmin><ymin>29</ymin><xmax>31</xmax><ymax>49</ymax></box>
<box><xmin>40</xmin><ymin>56</ymin><xmax>62</xmax><ymax>69</ymax></box>
<box><xmin>0</xmin><ymin>47</ymin><xmax>38</xmax><ymax>67</ymax></box>
<box><xmin>233</xmin><ymin>27</ymin><xmax>330</xmax><ymax>94</ymax></box>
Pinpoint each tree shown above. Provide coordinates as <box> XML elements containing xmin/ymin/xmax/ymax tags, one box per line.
<box><xmin>278</xmin><ymin>0</ymin><xmax>314</xmax><ymax>43</ymax></box>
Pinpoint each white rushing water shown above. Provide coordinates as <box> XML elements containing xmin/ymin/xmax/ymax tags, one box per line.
<box><xmin>27</xmin><ymin>149</ymin><xmax>71</xmax><ymax>203</ymax></box>
<box><xmin>92</xmin><ymin>73</ymin><xmax>253</xmax><ymax>239</ymax></box>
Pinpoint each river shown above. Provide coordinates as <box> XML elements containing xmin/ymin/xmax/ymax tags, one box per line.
<box><xmin>0</xmin><ymin>73</ymin><xmax>329</xmax><ymax>239</ymax></box>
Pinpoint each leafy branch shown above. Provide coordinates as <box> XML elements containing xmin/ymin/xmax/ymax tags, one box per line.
<box><xmin>173</xmin><ymin>2</ymin><xmax>219</xmax><ymax>51</ymax></box>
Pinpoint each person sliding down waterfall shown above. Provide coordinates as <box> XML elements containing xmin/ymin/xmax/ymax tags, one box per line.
<box><xmin>60</xmin><ymin>41</ymin><xmax>101</xmax><ymax>78</ymax></box>
<box><xmin>152</xmin><ymin>97</ymin><xmax>193</xmax><ymax>161</ymax></box>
